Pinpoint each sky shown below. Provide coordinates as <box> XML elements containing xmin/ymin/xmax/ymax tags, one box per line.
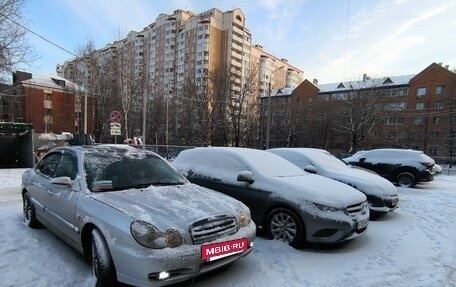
<box><xmin>19</xmin><ymin>0</ymin><xmax>456</xmax><ymax>84</ymax></box>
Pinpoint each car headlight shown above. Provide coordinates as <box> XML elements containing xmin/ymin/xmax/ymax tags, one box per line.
<box><xmin>130</xmin><ymin>220</ymin><xmax>183</xmax><ymax>249</ymax></box>
<box><xmin>314</xmin><ymin>203</ymin><xmax>344</xmax><ymax>213</ymax></box>
<box><xmin>239</xmin><ymin>210</ymin><xmax>251</xmax><ymax>228</ymax></box>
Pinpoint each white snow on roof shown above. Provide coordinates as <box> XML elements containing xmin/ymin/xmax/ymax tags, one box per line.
<box><xmin>21</xmin><ymin>74</ymin><xmax>85</xmax><ymax>92</ymax></box>
<box><xmin>260</xmin><ymin>87</ymin><xmax>295</xmax><ymax>98</ymax></box>
<box><xmin>318</xmin><ymin>74</ymin><xmax>416</xmax><ymax>93</ymax></box>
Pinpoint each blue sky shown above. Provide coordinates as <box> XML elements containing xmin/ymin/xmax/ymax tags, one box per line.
<box><xmin>22</xmin><ymin>0</ymin><xmax>456</xmax><ymax>83</ymax></box>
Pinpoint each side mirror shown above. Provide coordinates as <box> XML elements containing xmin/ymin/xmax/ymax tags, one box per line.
<box><xmin>237</xmin><ymin>171</ymin><xmax>254</xmax><ymax>184</ymax></box>
<box><xmin>51</xmin><ymin>176</ymin><xmax>73</xmax><ymax>188</ymax></box>
<box><xmin>304</xmin><ymin>165</ymin><xmax>317</xmax><ymax>174</ymax></box>
<box><xmin>359</xmin><ymin>157</ymin><xmax>366</xmax><ymax>163</ymax></box>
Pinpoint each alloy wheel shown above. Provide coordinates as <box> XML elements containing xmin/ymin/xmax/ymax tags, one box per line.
<box><xmin>270</xmin><ymin>212</ymin><xmax>297</xmax><ymax>243</ymax></box>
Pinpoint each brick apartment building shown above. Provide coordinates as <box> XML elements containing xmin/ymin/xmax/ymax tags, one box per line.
<box><xmin>0</xmin><ymin>72</ymin><xmax>94</xmax><ymax>135</ymax></box>
<box><xmin>261</xmin><ymin>63</ymin><xmax>456</xmax><ymax>158</ymax></box>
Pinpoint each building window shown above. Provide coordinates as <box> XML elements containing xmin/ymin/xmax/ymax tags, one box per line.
<box><xmin>428</xmin><ymin>132</ymin><xmax>440</xmax><ymax>140</ymax></box>
<box><xmin>434</xmin><ymin>102</ymin><xmax>443</xmax><ymax>109</ymax></box>
<box><xmin>384</xmin><ymin>102</ymin><xmax>406</xmax><ymax>111</ymax></box>
<box><xmin>414</xmin><ymin>117</ymin><xmax>425</xmax><ymax>125</ymax></box>
<box><xmin>435</xmin><ymin>86</ymin><xmax>445</xmax><ymax>95</ymax></box>
<box><xmin>416</xmin><ymin>103</ymin><xmax>425</xmax><ymax>110</ymax></box>
<box><xmin>45</xmin><ymin>93</ymin><xmax>52</xmax><ymax>100</ymax></box>
<box><xmin>416</xmin><ymin>87</ymin><xmax>426</xmax><ymax>98</ymax></box>
<box><xmin>428</xmin><ymin>147</ymin><xmax>437</xmax><ymax>156</ymax></box>
<box><xmin>382</xmin><ymin>117</ymin><xmax>405</xmax><ymax>125</ymax></box>
<box><xmin>432</xmin><ymin>117</ymin><xmax>440</xmax><ymax>125</ymax></box>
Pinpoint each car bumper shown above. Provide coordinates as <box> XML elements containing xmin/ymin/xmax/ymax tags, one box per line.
<box><xmin>367</xmin><ymin>195</ymin><xmax>399</xmax><ymax>213</ymax></box>
<box><xmin>418</xmin><ymin>170</ymin><xmax>434</xmax><ymax>182</ymax></box>
<box><xmin>111</xmin><ymin>222</ymin><xmax>256</xmax><ymax>287</ymax></box>
<box><xmin>304</xmin><ymin>210</ymin><xmax>369</xmax><ymax>244</ymax></box>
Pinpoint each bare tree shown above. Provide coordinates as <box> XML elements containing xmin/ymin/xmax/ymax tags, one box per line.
<box><xmin>0</xmin><ymin>0</ymin><xmax>35</xmax><ymax>82</ymax></box>
<box><xmin>115</xmin><ymin>41</ymin><xmax>135</xmax><ymax>139</ymax></box>
<box><xmin>229</xmin><ymin>63</ymin><xmax>259</xmax><ymax>147</ymax></box>
<box><xmin>333</xmin><ymin>79</ymin><xmax>385</xmax><ymax>153</ymax></box>
<box><xmin>180</xmin><ymin>76</ymin><xmax>216</xmax><ymax>146</ymax></box>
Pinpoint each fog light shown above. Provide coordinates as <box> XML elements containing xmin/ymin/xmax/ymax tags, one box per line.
<box><xmin>158</xmin><ymin>271</ymin><xmax>170</xmax><ymax>280</ymax></box>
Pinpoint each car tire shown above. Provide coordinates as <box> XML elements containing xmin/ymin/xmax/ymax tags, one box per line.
<box><xmin>396</xmin><ymin>172</ymin><xmax>416</xmax><ymax>187</ymax></box>
<box><xmin>266</xmin><ymin>207</ymin><xmax>305</xmax><ymax>248</ymax></box>
<box><xmin>91</xmin><ymin>229</ymin><xmax>117</xmax><ymax>287</ymax></box>
<box><xmin>23</xmin><ymin>192</ymin><xmax>40</xmax><ymax>228</ymax></box>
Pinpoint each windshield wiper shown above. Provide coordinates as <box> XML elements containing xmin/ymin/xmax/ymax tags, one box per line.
<box><xmin>150</xmin><ymin>182</ymin><xmax>186</xmax><ymax>186</ymax></box>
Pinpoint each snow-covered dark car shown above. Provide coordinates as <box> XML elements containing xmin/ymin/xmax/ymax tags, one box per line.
<box><xmin>343</xmin><ymin>149</ymin><xmax>435</xmax><ymax>187</ymax></box>
<box><xmin>173</xmin><ymin>147</ymin><xmax>369</xmax><ymax>248</ymax></box>
<box><xmin>269</xmin><ymin>148</ymin><xmax>398</xmax><ymax>215</ymax></box>
<box><xmin>21</xmin><ymin>145</ymin><xmax>255</xmax><ymax>287</ymax></box>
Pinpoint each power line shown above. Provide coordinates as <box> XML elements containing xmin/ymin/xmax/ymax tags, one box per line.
<box><xmin>0</xmin><ymin>11</ymin><xmax>79</xmax><ymax>58</ymax></box>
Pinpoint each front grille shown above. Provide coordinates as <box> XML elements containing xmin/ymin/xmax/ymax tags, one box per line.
<box><xmin>189</xmin><ymin>215</ymin><xmax>238</xmax><ymax>245</ymax></box>
<box><xmin>347</xmin><ymin>201</ymin><xmax>367</xmax><ymax>219</ymax></box>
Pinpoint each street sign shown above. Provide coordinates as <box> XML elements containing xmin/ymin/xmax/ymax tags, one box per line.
<box><xmin>109</xmin><ymin>110</ymin><xmax>122</xmax><ymax>123</ymax></box>
<box><xmin>110</xmin><ymin>122</ymin><xmax>121</xmax><ymax>136</ymax></box>
<box><xmin>110</xmin><ymin>129</ymin><xmax>121</xmax><ymax>136</ymax></box>
<box><xmin>110</xmin><ymin>122</ymin><xmax>121</xmax><ymax>129</ymax></box>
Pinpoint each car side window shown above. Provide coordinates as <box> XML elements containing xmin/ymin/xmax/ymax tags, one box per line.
<box><xmin>36</xmin><ymin>153</ymin><xmax>62</xmax><ymax>178</ymax></box>
<box><xmin>54</xmin><ymin>153</ymin><xmax>77</xmax><ymax>180</ymax></box>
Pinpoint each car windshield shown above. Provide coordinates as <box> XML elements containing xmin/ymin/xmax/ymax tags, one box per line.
<box><xmin>310</xmin><ymin>151</ymin><xmax>348</xmax><ymax>172</ymax></box>
<box><xmin>84</xmin><ymin>150</ymin><xmax>187</xmax><ymax>192</ymax></box>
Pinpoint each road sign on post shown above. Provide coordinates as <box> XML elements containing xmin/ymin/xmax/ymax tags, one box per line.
<box><xmin>109</xmin><ymin>111</ymin><xmax>122</xmax><ymax>123</ymax></box>
<box><xmin>110</xmin><ymin>122</ymin><xmax>121</xmax><ymax>136</ymax></box>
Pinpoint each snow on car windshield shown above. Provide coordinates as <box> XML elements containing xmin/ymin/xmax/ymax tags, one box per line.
<box><xmin>84</xmin><ymin>148</ymin><xmax>187</xmax><ymax>192</ymax></box>
<box><xmin>230</xmin><ymin>148</ymin><xmax>305</xmax><ymax>177</ymax></box>
<box><xmin>305</xmin><ymin>150</ymin><xmax>348</xmax><ymax>171</ymax></box>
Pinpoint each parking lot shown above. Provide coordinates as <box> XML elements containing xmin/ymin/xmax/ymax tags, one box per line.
<box><xmin>1</xmin><ymin>169</ymin><xmax>455</xmax><ymax>286</ymax></box>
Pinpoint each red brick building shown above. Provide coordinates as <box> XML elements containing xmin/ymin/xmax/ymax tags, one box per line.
<box><xmin>0</xmin><ymin>72</ymin><xmax>94</xmax><ymax>134</ymax></box>
<box><xmin>261</xmin><ymin>63</ymin><xmax>456</xmax><ymax>158</ymax></box>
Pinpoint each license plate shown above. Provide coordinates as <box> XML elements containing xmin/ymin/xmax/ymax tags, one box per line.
<box><xmin>357</xmin><ymin>219</ymin><xmax>368</xmax><ymax>229</ymax></box>
<box><xmin>201</xmin><ymin>238</ymin><xmax>248</xmax><ymax>261</ymax></box>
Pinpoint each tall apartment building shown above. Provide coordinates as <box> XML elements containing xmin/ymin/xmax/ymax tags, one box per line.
<box><xmin>57</xmin><ymin>8</ymin><xmax>303</xmax><ymax>144</ymax></box>
<box><xmin>261</xmin><ymin>63</ymin><xmax>456</xmax><ymax>158</ymax></box>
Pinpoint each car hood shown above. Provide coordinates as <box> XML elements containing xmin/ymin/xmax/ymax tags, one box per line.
<box><xmin>90</xmin><ymin>183</ymin><xmax>243</xmax><ymax>229</ymax></box>
<box><xmin>325</xmin><ymin>167</ymin><xmax>398</xmax><ymax>197</ymax></box>
<box><xmin>257</xmin><ymin>173</ymin><xmax>366</xmax><ymax>208</ymax></box>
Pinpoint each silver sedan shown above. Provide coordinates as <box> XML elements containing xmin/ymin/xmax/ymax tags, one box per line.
<box><xmin>22</xmin><ymin>145</ymin><xmax>255</xmax><ymax>287</ymax></box>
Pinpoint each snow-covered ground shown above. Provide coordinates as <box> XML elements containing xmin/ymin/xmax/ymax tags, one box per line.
<box><xmin>1</xmin><ymin>168</ymin><xmax>455</xmax><ymax>287</ymax></box>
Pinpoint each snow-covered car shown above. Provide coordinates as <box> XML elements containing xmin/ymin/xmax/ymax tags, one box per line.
<box><xmin>343</xmin><ymin>149</ymin><xmax>435</xmax><ymax>187</ymax></box>
<box><xmin>268</xmin><ymin>148</ymin><xmax>398</xmax><ymax>215</ymax></box>
<box><xmin>172</xmin><ymin>147</ymin><xmax>369</xmax><ymax>248</ymax></box>
<box><xmin>21</xmin><ymin>145</ymin><xmax>255</xmax><ymax>287</ymax></box>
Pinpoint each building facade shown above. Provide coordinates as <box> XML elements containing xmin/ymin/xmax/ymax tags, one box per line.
<box><xmin>0</xmin><ymin>72</ymin><xmax>94</xmax><ymax>135</ymax></box>
<box><xmin>262</xmin><ymin>63</ymin><xmax>456</xmax><ymax>158</ymax></box>
<box><xmin>57</xmin><ymin>8</ymin><xmax>303</xmax><ymax>146</ymax></box>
